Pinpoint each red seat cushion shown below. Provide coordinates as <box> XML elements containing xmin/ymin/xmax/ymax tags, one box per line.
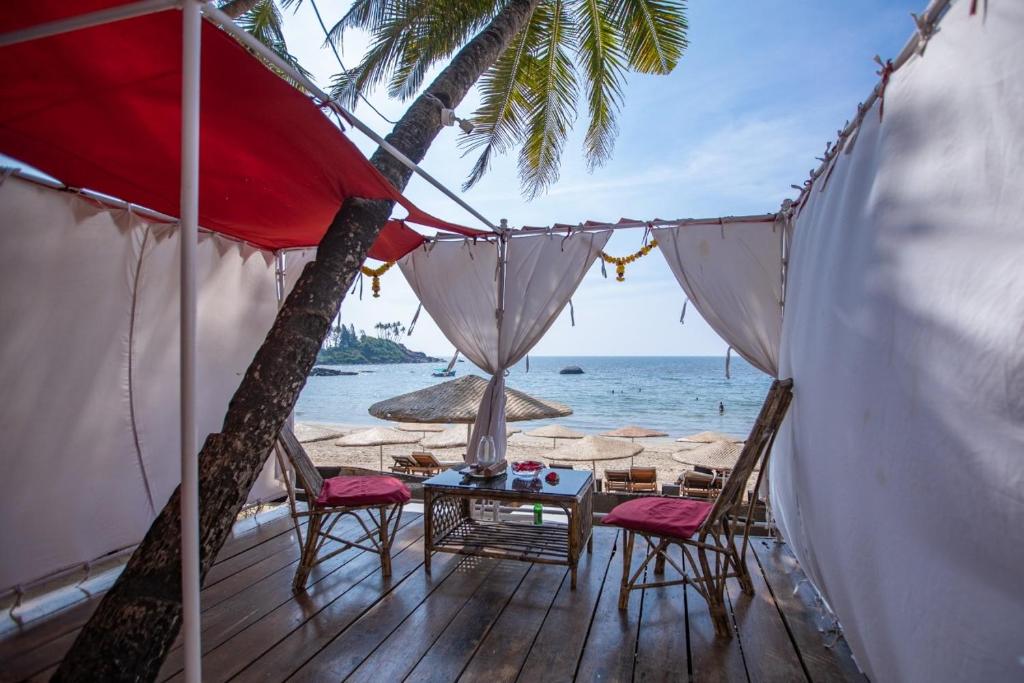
<box><xmin>603</xmin><ymin>497</ymin><xmax>714</xmax><ymax>539</ymax></box>
<box><xmin>316</xmin><ymin>476</ymin><xmax>411</xmax><ymax>508</ymax></box>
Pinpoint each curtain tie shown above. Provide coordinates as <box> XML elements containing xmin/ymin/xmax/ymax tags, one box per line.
<box><xmin>679</xmin><ymin>299</ymin><xmax>688</xmax><ymax>324</ymax></box>
<box><xmin>725</xmin><ymin>346</ymin><xmax>733</xmax><ymax>379</ymax></box>
<box><xmin>569</xmin><ymin>298</ymin><xmax>576</xmax><ymax>327</ymax></box>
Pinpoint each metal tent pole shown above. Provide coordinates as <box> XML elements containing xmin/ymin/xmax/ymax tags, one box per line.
<box><xmin>179</xmin><ymin>2</ymin><xmax>202</xmax><ymax>681</ymax></box>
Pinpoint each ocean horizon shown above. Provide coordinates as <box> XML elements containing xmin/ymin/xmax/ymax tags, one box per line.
<box><xmin>296</xmin><ymin>355</ymin><xmax>771</xmax><ymax>438</ymax></box>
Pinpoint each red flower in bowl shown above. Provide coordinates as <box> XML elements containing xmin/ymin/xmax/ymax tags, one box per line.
<box><xmin>511</xmin><ymin>460</ymin><xmax>544</xmax><ymax>478</ymax></box>
<box><xmin>545</xmin><ymin>471</ymin><xmax>560</xmax><ymax>485</ymax></box>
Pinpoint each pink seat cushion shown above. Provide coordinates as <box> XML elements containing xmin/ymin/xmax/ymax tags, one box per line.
<box><xmin>316</xmin><ymin>476</ymin><xmax>411</xmax><ymax>508</ymax></box>
<box><xmin>603</xmin><ymin>497</ymin><xmax>714</xmax><ymax>539</ymax></box>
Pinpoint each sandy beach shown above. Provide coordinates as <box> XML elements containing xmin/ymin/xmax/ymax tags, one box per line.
<box><xmin>296</xmin><ymin>420</ymin><xmax>717</xmax><ymax>487</ymax></box>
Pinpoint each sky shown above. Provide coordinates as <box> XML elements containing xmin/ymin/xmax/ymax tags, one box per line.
<box><xmin>275</xmin><ymin>0</ymin><xmax>926</xmax><ymax>358</ymax></box>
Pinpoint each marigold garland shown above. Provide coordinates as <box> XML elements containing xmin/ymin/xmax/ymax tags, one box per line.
<box><xmin>599</xmin><ymin>240</ymin><xmax>658</xmax><ymax>282</ymax></box>
<box><xmin>360</xmin><ymin>261</ymin><xmax>395</xmax><ymax>297</ymax></box>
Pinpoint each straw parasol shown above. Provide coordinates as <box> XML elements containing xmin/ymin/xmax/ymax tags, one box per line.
<box><xmin>525</xmin><ymin>424</ymin><xmax>586</xmax><ymax>448</ymax></box>
<box><xmin>335</xmin><ymin>427</ymin><xmax>421</xmax><ymax>471</ymax></box>
<box><xmin>422</xmin><ymin>424</ymin><xmax>522</xmax><ymax>449</ymax></box>
<box><xmin>395</xmin><ymin>422</ymin><xmax>446</xmax><ymax>436</ymax></box>
<box><xmin>548</xmin><ymin>436</ymin><xmax>644</xmax><ymax>477</ymax></box>
<box><xmin>671</xmin><ymin>440</ymin><xmax>745</xmax><ymax>471</ymax></box>
<box><xmin>368</xmin><ymin>375</ymin><xmax>572</xmax><ymax>424</ymax></box>
<box><xmin>601</xmin><ymin>425</ymin><xmax>668</xmax><ymax>443</ymax></box>
<box><xmin>676</xmin><ymin>430</ymin><xmax>744</xmax><ymax>444</ymax></box>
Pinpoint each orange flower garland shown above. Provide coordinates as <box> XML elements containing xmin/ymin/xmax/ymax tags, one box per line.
<box><xmin>360</xmin><ymin>261</ymin><xmax>395</xmax><ymax>297</ymax></box>
<box><xmin>599</xmin><ymin>240</ymin><xmax>658</xmax><ymax>282</ymax></box>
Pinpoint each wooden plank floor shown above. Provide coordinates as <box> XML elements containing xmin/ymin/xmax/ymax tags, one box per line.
<box><xmin>1</xmin><ymin>509</ymin><xmax>866</xmax><ymax>682</ymax></box>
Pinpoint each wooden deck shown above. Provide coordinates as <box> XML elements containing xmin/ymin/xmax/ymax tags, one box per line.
<box><xmin>1</xmin><ymin>507</ymin><xmax>865</xmax><ymax>682</ymax></box>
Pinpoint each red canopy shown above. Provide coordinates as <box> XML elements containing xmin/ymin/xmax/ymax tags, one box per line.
<box><xmin>0</xmin><ymin>1</ymin><xmax>485</xmax><ymax>262</ymax></box>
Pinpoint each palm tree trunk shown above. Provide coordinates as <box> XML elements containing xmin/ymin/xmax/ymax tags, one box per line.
<box><xmin>52</xmin><ymin>0</ymin><xmax>540</xmax><ymax>680</ymax></box>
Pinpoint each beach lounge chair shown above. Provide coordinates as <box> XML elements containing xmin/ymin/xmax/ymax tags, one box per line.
<box><xmin>604</xmin><ymin>469</ymin><xmax>631</xmax><ymax>492</ymax></box>
<box><xmin>411</xmin><ymin>451</ymin><xmax>449</xmax><ymax>475</ymax></box>
<box><xmin>390</xmin><ymin>454</ymin><xmax>419</xmax><ymax>474</ymax></box>
<box><xmin>628</xmin><ymin>467</ymin><xmax>658</xmax><ymax>493</ymax></box>
<box><xmin>275</xmin><ymin>427</ymin><xmax>411</xmax><ymax>592</ymax></box>
<box><xmin>603</xmin><ymin>378</ymin><xmax>794</xmax><ymax>638</ymax></box>
<box><xmin>678</xmin><ymin>467</ymin><xmax>727</xmax><ymax>499</ymax></box>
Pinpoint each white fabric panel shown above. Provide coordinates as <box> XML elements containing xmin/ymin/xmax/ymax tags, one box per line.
<box><xmin>772</xmin><ymin>2</ymin><xmax>1024</xmax><ymax>681</ymax></box>
<box><xmin>400</xmin><ymin>231</ymin><xmax>610</xmax><ymax>461</ymax></box>
<box><xmin>0</xmin><ymin>177</ymin><xmax>291</xmax><ymax>590</ymax></box>
<box><xmin>654</xmin><ymin>221</ymin><xmax>782</xmax><ymax>376</ymax></box>
<box><xmin>0</xmin><ymin>180</ymin><xmax>152</xmax><ymax>591</ymax></box>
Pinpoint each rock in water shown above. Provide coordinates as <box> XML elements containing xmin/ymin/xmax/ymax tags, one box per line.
<box><xmin>310</xmin><ymin>367</ymin><xmax>358</xmax><ymax>376</ymax></box>
<box><xmin>559</xmin><ymin>365</ymin><xmax>584</xmax><ymax>375</ymax></box>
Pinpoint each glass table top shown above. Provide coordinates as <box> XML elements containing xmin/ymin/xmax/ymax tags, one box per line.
<box><xmin>423</xmin><ymin>465</ymin><xmax>592</xmax><ymax>499</ymax></box>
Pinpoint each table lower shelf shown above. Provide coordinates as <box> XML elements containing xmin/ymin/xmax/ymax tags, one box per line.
<box><xmin>432</xmin><ymin>518</ymin><xmax>572</xmax><ymax>565</ymax></box>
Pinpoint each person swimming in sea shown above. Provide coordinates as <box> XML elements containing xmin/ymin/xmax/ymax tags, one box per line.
<box><xmin>719</xmin><ymin>401</ymin><xmax>725</xmax><ymax>414</ymax></box>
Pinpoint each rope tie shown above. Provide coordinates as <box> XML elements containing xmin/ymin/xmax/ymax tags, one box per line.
<box><xmin>874</xmin><ymin>56</ymin><xmax>895</xmax><ymax>120</ymax></box>
<box><xmin>679</xmin><ymin>299</ymin><xmax>688</xmax><ymax>324</ymax></box>
<box><xmin>9</xmin><ymin>585</ymin><xmax>24</xmax><ymax>624</ymax></box>
<box><xmin>725</xmin><ymin>346</ymin><xmax>733</xmax><ymax>379</ymax></box>
<box><xmin>526</xmin><ymin>355</ymin><xmax>530</xmax><ymax>373</ymax></box>
<box><xmin>569</xmin><ymin>298</ymin><xmax>576</xmax><ymax>327</ymax></box>
<box><xmin>600</xmin><ymin>257</ymin><xmax>607</xmax><ymax>278</ymax></box>
<box><xmin>407</xmin><ymin>303</ymin><xmax>422</xmax><ymax>335</ymax></box>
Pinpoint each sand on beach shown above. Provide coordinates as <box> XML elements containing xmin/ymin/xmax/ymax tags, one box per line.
<box><xmin>296</xmin><ymin>421</ymin><xmax>728</xmax><ymax>488</ymax></box>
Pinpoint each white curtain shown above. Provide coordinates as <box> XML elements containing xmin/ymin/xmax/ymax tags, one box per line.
<box><xmin>0</xmin><ymin>176</ymin><xmax>294</xmax><ymax>591</ymax></box>
<box><xmin>654</xmin><ymin>220</ymin><xmax>782</xmax><ymax>376</ymax></box>
<box><xmin>400</xmin><ymin>231</ymin><xmax>610</xmax><ymax>461</ymax></box>
<box><xmin>773</xmin><ymin>2</ymin><xmax>1024</xmax><ymax>681</ymax></box>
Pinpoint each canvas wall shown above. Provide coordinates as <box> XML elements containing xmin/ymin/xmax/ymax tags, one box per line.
<box><xmin>0</xmin><ymin>176</ymin><xmax>296</xmax><ymax>591</ymax></box>
<box><xmin>771</xmin><ymin>1</ymin><xmax>1024</xmax><ymax>681</ymax></box>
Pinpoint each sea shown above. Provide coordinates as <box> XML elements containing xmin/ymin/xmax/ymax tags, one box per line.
<box><xmin>295</xmin><ymin>356</ymin><xmax>772</xmax><ymax>439</ymax></box>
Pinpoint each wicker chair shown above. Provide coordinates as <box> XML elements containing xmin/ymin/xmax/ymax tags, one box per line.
<box><xmin>275</xmin><ymin>427</ymin><xmax>410</xmax><ymax>592</ymax></box>
<box><xmin>604</xmin><ymin>378</ymin><xmax>794</xmax><ymax>638</ymax></box>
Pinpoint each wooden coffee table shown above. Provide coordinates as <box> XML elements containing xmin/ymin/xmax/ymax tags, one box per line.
<box><xmin>422</xmin><ymin>466</ymin><xmax>594</xmax><ymax>588</ymax></box>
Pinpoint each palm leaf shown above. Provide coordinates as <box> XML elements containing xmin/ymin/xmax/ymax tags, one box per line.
<box><xmin>612</xmin><ymin>0</ymin><xmax>687</xmax><ymax>74</ymax></box>
<box><xmin>518</xmin><ymin>0</ymin><xmax>579</xmax><ymax>199</ymax></box>
<box><xmin>236</xmin><ymin>0</ymin><xmax>314</xmax><ymax>82</ymax></box>
<box><xmin>459</xmin><ymin>7</ymin><xmax>548</xmax><ymax>190</ymax></box>
<box><xmin>573</xmin><ymin>0</ymin><xmax>626</xmax><ymax>169</ymax></box>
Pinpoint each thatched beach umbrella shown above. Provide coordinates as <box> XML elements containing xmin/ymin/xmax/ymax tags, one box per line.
<box><xmin>369</xmin><ymin>375</ymin><xmax>572</xmax><ymax>424</ymax></box>
<box><xmin>525</xmin><ymin>424</ymin><xmax>586</xmax><ymax>448</ymax></box>
<box><xmin>335</xmin><ymin>427</ymin><xmax>420</xmax><ymax>471</ymax></box>
<box><xmin>549</xmin><ymin>436</ymin><xmax>644</xmax><ymax>478</ymax></box>
<box><xmin>671</xmin><ymin>440</ymin><xmax>745</xmax><ymax>471</ymax></box>
<box><xmin>395</xmin><ymin>422</ymin><xmax>446</xmax><ymax>437</ymax></box>
<box><xmin>601</xmin><ymin>425</ymin><xmax>668</xmax><ymax>443</ymax></box>
<box><xmin>676</xmin><ymin>430</ymin><xmax>744</xmax><ymax>444</ymax></box>
<box><xmin>422</xmin><ymin>424</ymin><xmax>522</xmax><ymax>449</ymax></box>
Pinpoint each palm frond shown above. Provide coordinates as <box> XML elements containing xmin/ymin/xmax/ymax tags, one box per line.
<box><xmin>459</xmin><ymin>7</ymin><xmax>548</xmax><ymax>190</ymax></box>
<box><xmin>518</xmin><ymin>0</ymin><xmax>579</xmax><ymax>199</ymax></box>
<box><xmin>387</xmin><ymin>0</ymin><xmax>498</xmax><ymax>101</ymax></box>
<box><xmin>236</xmin><ymin>0</ymin><xmax>314</xmax><ymax>82</ymax></box>
<box><xmin>612</xmin><ymin>0</ymin><xmax>687</xmax><ymax>74</ymax></box>
<box><xmin>573</xmin><ymin>0</ymin><xmax>626</xmax><ymax>169</ymax></box>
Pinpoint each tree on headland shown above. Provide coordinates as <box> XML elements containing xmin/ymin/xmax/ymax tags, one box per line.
<box><xmin>55</xmin><ymin>0</ymin><xmax>688</xmax><ymax>678</ymax></box>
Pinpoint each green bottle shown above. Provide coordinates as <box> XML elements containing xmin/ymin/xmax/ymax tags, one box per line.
<box><xmin>533</xmin><ymin>503</ymin><xmax>543</xmax><ymax>525</ymax></box>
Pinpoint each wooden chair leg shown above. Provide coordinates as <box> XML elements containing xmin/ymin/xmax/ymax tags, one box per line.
<box><xmin>654</xmin><ymin>538</ymin><xmax>667</xmax><ymax>575</ymax></box>
<box><xmin>618</xmin><ymin>530</ymin><xmax>635</xmax><ymax>610</ymax></box>
<box><xmin>378</xmin><ymin>505</ymin><xmax>392</xmax><ymax>578</ymax></box>
<box><xmin>697</xmin><ymin>543</ymin><xmax>732</xmax><ymax>639</ymax></box>
<box><xmin>293</xmin><ymin>511</ymin><xmax>322</xmax><ymax>592</ymax></box>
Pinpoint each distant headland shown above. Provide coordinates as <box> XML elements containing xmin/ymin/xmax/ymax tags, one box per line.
<box><xmin>316</xmin><ymin>321</ymin><xmax>442</xmax><ymax>365</ymax></box>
